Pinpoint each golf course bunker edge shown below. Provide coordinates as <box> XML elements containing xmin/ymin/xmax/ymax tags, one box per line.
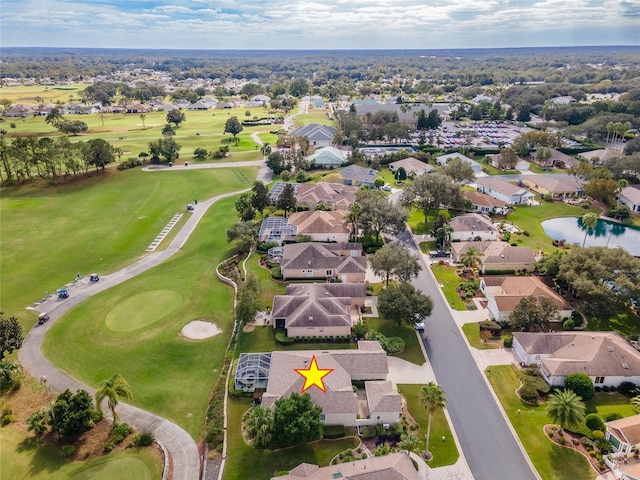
<box><xmin>181</xmin><ymin>320</ymin><xmax>222</xmax><ymax>340</ymax></box>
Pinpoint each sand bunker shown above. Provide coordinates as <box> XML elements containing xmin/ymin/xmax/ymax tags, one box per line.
<box><xmin>181</xmin><ymin>320</ymin><xmax>222</xmax><ymax>340</ymax></box>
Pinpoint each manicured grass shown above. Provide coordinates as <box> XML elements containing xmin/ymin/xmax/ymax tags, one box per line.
<box><xmin>242</xmin><ymin>253</ymin><xmax>287</xmax><ymax>309</ymax></box>
<box><xmin>397</xmin><ymin>385</ymin><xmax>459</xmax><ymax>467</ymax></box>
<box><xmin>506</xmin><ymin>203</ymin><xmax>599</xmax><ymax>254</ymax></box>
<box><xmin>585</xmin><ymin>392</ymin><xmax>637</xmax><ymax>418</ymax></box>
<box><xmin>0</xmin><ymin>83</ymin><xmax>92</xmax><ymax>104</ymax></box>
<box><xmin>365</xmin><ymin>318</ymin><xmax>426</xmax><ymax>365</ymax></box>
<box><xmin>1</xmin><ymin>426</ymin><xmax>162</xmax><ymax>480</ymax></box>
<box><xmin>461</xmin><ymin>323</ymin><xmax>499</xmax><ymax>350</ymax></box>
<box><xmin>0</xmin><ymin>166</ymin><xmax>256</xmax><ymax>329</ymax></box>
<box><xmin>418</xmin><ymin>241</ymin><xmax>438</xmax><ymax>254</ymax></box>
<box><xmin>407</xmin><ymin>208</ymin><xmax>451</xmax><ymax>235</ymax></box>
<box><xmin>528</xmin><ymin>163</ymin><xmax>565</xmax><ymax>174</ymax></box>
<box><xmin>430</xmin><ymin>264</ymin><xmax>466</xmax><ymax>311</ymax></box>
<box><xmin>585</xmin><ymin>308</ymin><xmax>640</xmax><ymax>337</ymax></box>
<box><xmin>293</xmin><ymin>112</ymin><xmax>335</xmax><ymax>127</ymax></box>
<box><xmin>481</xmin><ymin>164</ymin><xmax>520</xmax><ymax>175</ymax></box>
<box><xmin>487</xmin><ymin>365</ymin><xmax>595</xmax><ymax>480</ymax></box>
<box><xmin>223</xmin><ymin>396</ymin><xmax>358</xmax><ymax>480</ymax></box>
<box><xmin>42</xmin><ymin>196</ymin><xmax>242</xmax><ymax>438</ymax></box>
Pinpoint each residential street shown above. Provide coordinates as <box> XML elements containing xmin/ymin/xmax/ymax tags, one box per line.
<box><xmin>396</xmin><ymin>230</ymin><xmax>540</xmax><ymax>480</ymax></box>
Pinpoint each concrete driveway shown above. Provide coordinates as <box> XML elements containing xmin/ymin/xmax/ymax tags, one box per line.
<box><xmin>387</xmin><ymin>356</ymin><xmax>436</xmax><ymax>385</ymax></box>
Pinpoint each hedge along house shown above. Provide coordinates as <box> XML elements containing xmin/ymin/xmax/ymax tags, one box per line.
<box><xmin>512</xmin><ymin>332</ymin><xmax>640</xmax><ymax>388</ymax></box>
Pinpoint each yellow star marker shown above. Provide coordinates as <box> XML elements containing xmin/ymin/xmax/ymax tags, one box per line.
<box><xmin>295</xmin><ymin>355</ymin><xmax>334</xmax><ymax>393</ymax></box>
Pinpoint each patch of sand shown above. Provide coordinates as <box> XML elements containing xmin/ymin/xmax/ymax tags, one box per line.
<box><xmin>181</xmin><ymin>320</ymin><xmax>222</xmax><ymax>339</ymax></box>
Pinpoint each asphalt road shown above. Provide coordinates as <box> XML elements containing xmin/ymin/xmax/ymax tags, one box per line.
<box><xmin>396</xmin><ymin>230</ymin><xmax>539</xmax><ymax>480</ymax></box>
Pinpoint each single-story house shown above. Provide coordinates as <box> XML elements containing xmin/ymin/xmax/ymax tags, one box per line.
<box><xmin>606</xmin><ymin>414</ymin><xmax>640</xmax><ymax>456</ymax></box>
<box><xmin>486</xmin><ymin>153</ymin><xmax>530</xmax><ymax>172</ymax></box>
<box><xmin>268</xmin><ymin>182</ymin><xmax>301</xmax><ymax>204</ymax></box>
<box><xmin>531</xmin><ymin>149</ymin><xmax>578</xmax><ymax>168</ymax></box>
<box><xmin>295</xmin><ymin>182</ymin><xmax>357</xmax><ymax>210</ymax></box>
<box><xmin>463</xmin><ymin>190</ymin><xmax>507</xmax><ymax>215</ymax></box>
<box><xmin>307</xmin><ymin>147</ymin><xmax>348</xmax><ymax>169</ymax></box>
<box><xmin>450</xmin><ymin>213</ymin><xmax>499</xmax><ymax>241</ymax></box>
<box><xmin>248</xmin><ymin>94</ymin><xmax>270</xmax><ymax>107</ymax></box>
<box><xmin>187</xmin><ymin>100</ymin><xmax>212</xmax><ymax>110</ymax></box>
<box><xmin>388</xmin><ymin>157</ymin><xmax>435</xmax><ymax>176</ymax></box>
<box><xmin>148</xmin><ymin>100</ymin><xmax>178</xmax><ymax>111</ymax></box>
<box><xmin>65</xmin><ymin>103</ymin><xmax>97</xmax><ymax>115</ymax></box>
<box><xmin>480</xmin><ymin>276</ymin><xmax>573</xmax><ymax>323</ymax></box>
<box><xmin>259</xmin><ymin>341</ymin><xmax>398</xmax><ymax>427</ymax></box>
<box><xmin>450</xmin><ymin>241</ymin><xmax>536</xmax><ymax>273</ymax></box>
<box><xmin>476</xmin><ymin>177</ymin><xmax>535</xmax><ymax>205</ymax></box>
<box><xmin>288</xmin><ymin>210</ymin><xmax>351</xmax><ymax>243</ymax></box>
<box><xmin>290</xmin><ymin>124</ymin><xmax>336</xmax><ymax>147</ymax></box>
<box><xmin>436</xmin><ymin>152</ymin><xmax>483</xmax><ymax>174</ymax></box>
<box><xmin>273</xmin><ymin>452</ymin><xmax>418</xmax><ymax>480</ymax></box>
<box><xmin>513</xmin><ymin>332</ymin><xmax>640</xmax><ymax>388</ymax></box>
<box><xmin>258</xmin><ymin>216</ymin><xmax>299</xmax><ymax>244</ymax></box>
<box><xmin>125</xmin><ymin>102</ymin><xmax>153</xmax><ymax>114</ymax></box>
<box><xmin>5</xmin><ymin>104</ymin><xmax>35</xmax><ymax>117</ymax></box>
<box><xmin>276</xmin><ymin>242</ymin><xmax>366</xmax><ymax>282</ymax></box>
<box><xmin>618</xmin><ymin>187</ymin><xmax>640</xmax><ymax>213</ymax></box>
<box><xmin>523</xmin><ymin>177</ymin><xmax>584</xmax><ymax>199</ymax></box>
<box><xmin>339</xmin><ymin>164</ymin><xmax>379</xmax><ymax>188</ymax></box>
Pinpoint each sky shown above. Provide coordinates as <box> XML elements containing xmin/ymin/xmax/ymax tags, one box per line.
<box><xmin>1</xmin><ymin>0</ymin><xmax>639</xmax><ymax>50</ymax></box>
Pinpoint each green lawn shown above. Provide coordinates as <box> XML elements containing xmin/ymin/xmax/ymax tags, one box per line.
<box><xmin>481</xmin><ymin>164</ymin><xmax>520</xmax><ymax>176</ymax></box>
<box><xmin>397</xmin><ymin>385</ymin><xmax>459</xmax><ymax>467</ymax></box>
<box><xmin>506</xmin><ymin>203</ymin><xmax>599</xmax><ymax>254</ymax></box>
<box><xmin>585</xmin><ymin>308</ymin><xmax>640</xmax><ymax>338</ymax></box>
<box><xmin>585</xmin><ymin>392</ymin><xmax>637</xmax><ymax>418</ymax></box>
<box><xmin>293</xmin><ymin>112</ymin><xmax>335</xmax><ymax>127</ymax></box>
<box><xmin>1</xmin><ymin>427</ymin><xmax>162</xmax><ymax>480</ymax></box>
<box><xmin>0</xmin><ymin>83</ymin><xmax>92</xmax><ymax>104</ymax></box>
<box><xmin>42</xmin><ymin>196</ymin><xmax>243</xmax><ymax>439</ymax></box>
<box><xmin>461</xmin><ymin>323</ymin><xmax>499</xmax><ymax>350</ymax></box>
<box><xmin>430</xmin><ymin>264</ymin><xmax>466</xmax><ymax>311</ymax></box>
<box><xmin>0</xmin><ymin>167</ymin><xmax>256</xmax><ymax>330</ymax></box>
<box><xmin>242</xmin><ymin>253</ymin><xmax>287</xmax><ymax>309</ymax></box>
<box><xmin>365</xmin><ymin>317</ymin><xmax>426</xmax><ymax>365</ymax></box>
<box><xmin>487</xmin><ymin>365</ymin><xmax>595</xmax><ymax>480</ymax></box>
<box><xmin>407</xmin><ymin>208</ymin><xmax>451</xmax><ymax>235</ymax></box>
<box><xmin>418</xmin><ymin>241</ymin><xmax>438</xmax><ymax>254</ymax></box>
<box><xmin>528</xmin><ymin>163</ymin><xmax>566</xmax><ymax>174</ymax></box>
<box><xmin>223</xmin><ymin>397</ymin><xmax>358</xmax><ymax>480</ymax></box>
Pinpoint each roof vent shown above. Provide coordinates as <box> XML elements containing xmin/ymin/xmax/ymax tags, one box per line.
<box><xmin>608</xmin><ymin>346</ymin><xmax>614</xmax><ymax>352</ymax></box>
<box><xmin>308</xmin><ymin>260</ymin><xmax>312</xmax><ymax>267</ymax></box>
<box><xmin>309</xmin><ymin>316</ymin><xmax>313</xmax><ymax>322</ymax></box>
<box><xmin>623</xmin><ymin>364</ymin><xmax>629</xmax><ymax>369</ymax></box>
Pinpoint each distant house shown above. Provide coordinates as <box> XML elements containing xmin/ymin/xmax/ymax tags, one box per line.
<box><xmin>258</xmin><ymin>341</ymin><xmax>398</xmax><ymax>427</ymax></box>
<box><xmin>548</xmin><ymin>96</ymin><xmax>576</xmax><ymax>105</ymax></box>
<box><xmin>274</xmin><ymin>452</ymin><xmax>418</xmax><ymax>480</ymax></box>
<box><xmin>275</xmin><ymin>242</ymin><xmax>366</xmax><ymax>282</ymax></box>
<box><xmin>309</xmin><ymin>95</ymin><xmax>325</xmax><ymax>109</ymax></box>
<box><xmin>172</xmin><ymin>99</ymin><xmax>191</xmax><ymax>109</ymax></box>
<box><xmin>463</xmin><ymin>190</ymin><xmax>507</xmax><ymax>215</ymax></box>
<box><xmin>272</xmin><ymin>283</ymin><xmax>366</xmax><ymax>338</ymax></box>
<box><xmin>5</xmin><ymin>104</ymin><xmax>34</xmax><ymax>117</ymax></box>
<box><xmin>476</xmin><ymin>177</ymin><xmax>535</xmax><ymax>205</ymax></box>
<box><xmin>307</xmin><ymin>146</ymin><xmax>347</xmax><ymax>169</ymax></box>
<box><xmin>288</xmin><ymin>210</ymin><xmax>351</xmax><ymax>243</ymax></box>
<box><xmin>480</xmin><ymin>276</ymin><xmax>573</xmax><ymax>323</ymax></box>
<box><xmin>187</xmin><ymin>100</ymin><xmax>212</xmax><ymax>110</ymax></box>
<box><xmin>258</xmin><ymin>216</ymin><xmax>299</xmax><ymax>244</ymax></box>
<box><xmin>531</xmin><ymin>149</ymin><xmax>578</xmax><ymax>168</ymax></box>
<box><xmin>339</xmin><ymin>164</ymin><xmax>379</xmax><ymax>188</ymax></box>
<box><xmin>295</xmin><ymin>182</ymin><xmax>357</xmax><ymax>210</ymax></box>
<box><xmin>290</xmin><ymin>124</ymin><xmax>336</xmax><ymax>147</ymax></box>
<box><xmin>388</xmin><ymin>157</ymin><xmax>435</xmax><ymax>176</ymax></box>
<box><xmin>523</xmin><ymin>176</ymin><xmax>583</xmax><ymax>199</ymax></box>
<box><xmin>449</xmin><ymin>213</ymin><xmax>499</xmax><ymax>242</ymax></box>
<box><xmin>125</xmin><ymin>102</ymin><xmax>153</xmax><ymax>114</ymax></box>
<box><xmin>450</xmin><ymin>241</ymin><xmax>536</xmax><ymax>273</ymax></box>
<box><xmin>65</xmin><ymin>103</ymin><xmax>97</xmax><ymax>115</ymax></box>
<box><xmin>486</xmin><ymin>153</ymin><xmax>530</xmax><ymax>172</ymax></box>
<box><xmin>618</xmin><ymin>187</ymin><xmax>640</xmax><ymax>213</ymax></box>
<box><xmin>247</xmin><ymin>94</ymin><xmax>270</xmax><ymax>107</ymax></box>
<box><xmin>436</xmin><ymin>152</ymin><xmax>483</xmax><ymax>174</ymax></box>
<box><xmin>513</xmin><ymin>332</ymin><xmax>640</xmax><ymax>388</ymax></box>
<box><xmin>606</xmin><ymin>414</ymin><xmax>640</xmax><ymax>456</ymax></box>
<box><xmin>148</xmin><ymin>100</ymin><xmax>178</xmax><ymax>111</ymax></box>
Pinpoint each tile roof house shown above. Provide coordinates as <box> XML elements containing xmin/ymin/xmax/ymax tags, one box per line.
<box><xmin>486</xmin><ymin>153</ymin><xmax>530</xmax><ymax>172</ymax></box>
<box><xmin>476</xmin><ymin>177</ymin><xmax>535</xmax><ymax>205</ymax></box>
<box><xmin>276</xmin><ymin>242</ymin><xmax>367</xmax><ymax>282</ymax></box>
<box><xmin>531</xmin><ymin>149</ymin><xmax>578</xmax><ymax>168</ymax></box>
<box><xmin>295</xmin><ymin>182</ymin><xmax>357</xmax><ymax>210</ymax></box>
<box><xmin>449</xmin><ymin>213</ymin><xmax>499</xmax><ymax>241</ymax></box>
<box><xmin>463</xmin><ymin>190</ymin><xmax>507</xmax><ymax>215</ymax></box>
<box><xmin>272</xmin><ymin>283</ymin><xmax>366</xmax><ymax>338</ymax></box>
<box><xmin>273</xmin><ymin>452</ymin><xmax>418</xmax><ymax>480</ymax></box>
<box><xmin>512</xmin><ymin>332</ymin><xmax>640</xmax><ymax>388</ymax></box>
<box><xmin>436</xmin><ymin>152</ymin><xmax>483</xmax><ymax>174</ymax></box>
<box><xmin>618</xmin><ymin>187</ymin><xmax>640</xmax><ymax>213</ymax></box>
<box><xmin>389</xmin><ymin>157</ymin><xmax>435</xmax><ymax>176</ymax></box>
<box><xmin>480</xmin><ymin>276</ymin><xmax>573</xmax><ymax>323</ymax></box>
<box><xmin>259</xmin><ymin>341</ymin><xmax>398</xmax><ymax>426</ymax></box>
<box><xmin>288</xmin><ymin>210</ymin><xmax>351</xmax><ymax>243</ymax></box>
<box><xmin>450</xmin><ymin>241</ymin><xmax>536</xmax><ymax>273</ymax></box>
<box><xmin>523</xmin><ymin>176</ymin><xmax>584</xmax><ymax>199</ymax></box>
<box><xmin>339</xmin><ymin>165</ymin><xmax>379</xmax><ymax>188</ymax></box>
<box><xmin>606</xmin><ymin>414</ymin><xmax>640</xmax><ymax>456</ymax></box>
<box><xmin>307</xmin><ymin>146</ymin><xmax>348</xmax><ymax>169</ymax></box>
<box><xmin>290</xmin><ymin>124</ymin><xmax>337</xmax><ymax>147</ymax></box>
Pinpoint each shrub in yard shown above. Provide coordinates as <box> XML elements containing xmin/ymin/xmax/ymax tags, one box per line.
<box><xmin>103</xmin><ymin>442</ymin><xmax>115</xmax><ymax>453</ymax></box>
<box><xmin>604</xmin><ymin>413</ymin><xmax>623</xmax><ymax>422</ymax></box>
<box><xmin>503</xmin><ymin>336</ymin><xmax>513</xmax><ymax>348</ymax></box>
<box><xmin>275</xmin><ymin>329</ymin><xmax>296</xmax><ymax>344</ymax></box>
<box><xmin>571</xmin><ymin>311</ymin><xmax>584</xmax><ymax>327</ymax></box>
<box><xmin>111</xmin><ymin>422</ymin><xmax>133</xmax><ymax>444</ymax></box>
<box><xmin>383</xmin><ymin>337</ymin><xmax>405</xmax><ymax>355</ymax></box>
<box><xmin>479</xmin><ymin>320</ymin><xmax>501</xmax><ymax>333</ymax></box>
<box><xmin>618</xmin><ymin>381</ymin><xmax>638</xmax><ymax>398</ymax></box>
<box><xmin>585</xmin><ymin>414</ymin><xmax>605</xmax><ymax>432</ymax></box>
<box><xmin>591</xmin><ymin>430</ymin><xmax>604</xmax><ymax>440</ymax></box>
<box><xmin>134</xmin><ymin>431</ymin><xmax>155</xmax><ymax>447</ymax></box>
<box><xmin>602</xmin><ymin>386</ymin><xmax>610</xmax><ymax>393</ymax></box>
<box><xmin>61</xmin><ymin>445</ymin><xmax>75</xmax><ymax>458</ymax></box>
<box><xmin>361</xmin><ymin>425</ymin><xmax>377</xmax><ymax>440</ymax></box>
<box><xmin>519</xmin><ymin>383</ymin><xmax>539</xmax><ymax>402</ymax></box>
<box><xmin>562</xmin><ymin>318</ymin><xmax>575</xmax><ymax>330</ymax></box>
<box><xmin>596</xmin><ymin>438</ymin><xmax>613</xmax><ymax>454</ymax></box>
<box><xmin>565</xmin><ymin>373</ymin><xmax>595</xmax><ymax>401</ymax></box>
<box><xmin>525</xmin><ymin>376</ymin><xmax>550</xmax><ymax>395</ymax></box>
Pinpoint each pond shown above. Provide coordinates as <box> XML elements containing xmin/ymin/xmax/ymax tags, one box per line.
<box><xmin>541</xmin><ymin>217</ymin><xmax>640</xmax><ymax>256</ymax></box>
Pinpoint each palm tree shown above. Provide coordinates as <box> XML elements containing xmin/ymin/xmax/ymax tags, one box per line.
<box><xmin>399</xmin><ymin>432</ymin><xmax>420</xmax><ymax>456</ymax></box>
<box><xmin>546</xmin><ymin>389</ymin><xmax>586</xmax><ymax>434</ymax></box>
<box><xmin>436</xmin><ymin>224</ymin><xmax>453</xmax><ymax>250</ymax></box>
<box><xmin>344</xmin><ymin>201</ymin><xmax>362</xmax><ymax>241</ymax></box>
<box><xmin>95</xmin><ymin>374</ymin><xmax>132</xmax><ymax>425</ymax></box>
<box><xmin>140</xmin><ymin>113</ymin><xmax>146</xmax><ymax>129</ymax></box>
<box><xmin>581</xmin><ymin>212</ymin><xmax>598</xmax><ymax>247</ymax></box>
<box><xmin>260</xmin><ymin>142</ymin><xmax>271</xmax><ymax>156</ymax></box>
<box><xmin>460</xmin><ymin>246</ymin><xmax>482</xmax><ymax>273</ymax></box>
<box><xmin>245</xmin><ymin>406</ymin><xmax>273</xmax><ymax>449</ymax></box>
<box><xmin>419</xmin><ymin>382</ymin><xmax>447</xmax><ymax>456</ymax></box>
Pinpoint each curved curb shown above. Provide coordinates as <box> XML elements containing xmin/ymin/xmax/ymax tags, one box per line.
<box><xmin>19</xmin><ymin>188</ymin><xmax>251</xmax><ymax>480</ymax></box>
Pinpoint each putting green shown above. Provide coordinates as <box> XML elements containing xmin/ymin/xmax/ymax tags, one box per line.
<box><xmin>70</xmin><ymin>456</ymin><xmax>158</xmax><ymax>480</ymax></box>
<box><xmin>106</xmin><ymin>290</ymin><xmax>182</xmax><ymax>332</ymax></box>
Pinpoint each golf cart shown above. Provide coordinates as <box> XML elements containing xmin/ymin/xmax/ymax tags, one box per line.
<box><xmin>90</xmin><ymin>273</ymin><xmax>100</xmax><ymax>282</ymax></box>
<box><xmin>38</xmin><ymin>313</ymin><xmax>50</xmax><ymax>324</ymax></box>
<box><xmin>57</xmin><ymin>289</ymin><xmax>69</xmax><ymax>299</ymax></box>
<box><xmin>186</xmin><ymin>204</ymin><xmax>195</xmax><ymax>211</ymax></box>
